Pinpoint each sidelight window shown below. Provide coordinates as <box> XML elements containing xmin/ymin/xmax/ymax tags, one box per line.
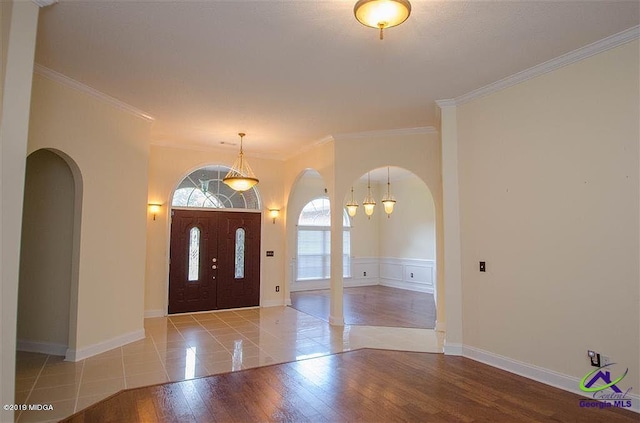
<box><xmin>188</xmin><ymin>227</ymin><xmax>200</xmax><ymax>281</ymax></box>
<box><xmin>235</xmin><ymin>228</ymin><xmax>245</xmax><ymax>279</ymax></box>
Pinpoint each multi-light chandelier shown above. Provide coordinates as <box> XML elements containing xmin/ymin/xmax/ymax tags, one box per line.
<box><xmin>347</xmin><ymin>167</ymin><xmax>396</xmax><ymax>219</ymax></box>
<box><xmin>223</xmin><ymin>132</ymin><xmax>259</xmax><ymax>192</ymax></box>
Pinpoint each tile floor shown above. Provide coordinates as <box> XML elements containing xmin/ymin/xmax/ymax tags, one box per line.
<box><xmin>14</xmin><ymin>306</ymin><xmax>443</xmax><ymax>423</ymax></box>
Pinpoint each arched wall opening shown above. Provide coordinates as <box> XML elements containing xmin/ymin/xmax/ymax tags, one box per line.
<box><xmin>17</xmin><ymin>148</ymin><xmax>83</xmax><ymax>358</ymax></box>
<box><xmin>286</xmin><ymin>169</ymin><xmax>331</xmax><ymax>293</ymax></box>
<box><xmin>286</xmin><ymin>166</ymin><xmax>437</xmax><ymax>329</ymax></box>
<box><xmin>343</xmin><ymin>166</ymin><xmax>437</xmax><ymax>328</ymax></box>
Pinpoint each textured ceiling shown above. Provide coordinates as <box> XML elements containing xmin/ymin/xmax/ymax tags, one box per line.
<box><xmin>35</xmin><ymin>1</ymin><xmax>639</xmax><ymax>158</ymax></box>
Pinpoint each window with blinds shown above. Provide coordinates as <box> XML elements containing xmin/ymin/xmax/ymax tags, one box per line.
<box><xmin>296</xmin><ymin>198</ymin><xmax>351</xmax><ymax>281</ymax></box>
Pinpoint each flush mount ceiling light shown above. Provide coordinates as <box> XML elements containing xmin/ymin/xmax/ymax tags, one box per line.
<box><xmin>223</xmin><ymin>133</ymin><xmax>259</xmax><ymax>192</ymax></box>
<box><xmin>354</xmin><ymin>0</ymin><xmax>411</xmax><ymax>40</ymax></box>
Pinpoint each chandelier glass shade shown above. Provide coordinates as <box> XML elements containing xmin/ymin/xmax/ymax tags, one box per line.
<box><xmin>223</xmin><ymin>133</ymin><xmax>259</xmax><ymax>192</ymax></box>
<box><xmin>346</xmin><ymin>186</ymin><xmax>359</xmax><ymax>217</ymax></box>
<box><xmin>381</xmin><ymin>166</ymin><xmax>396</xmax><ymax>216</ymax></box>
<box><xmin>363</xmin><ymin>172</ymin><xmax>376</xmax><ymax>218</ymax></box>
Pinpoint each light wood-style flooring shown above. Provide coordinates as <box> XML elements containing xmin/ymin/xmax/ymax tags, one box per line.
<box><xmin>61</xmin><ymin>349</ymin><xmax>637</xmax><ymax>423</ymax></box>
<box><xmin>290</xmin><ymin>285</ymin><xmax>436</xmax><ymax>328</ymax></box>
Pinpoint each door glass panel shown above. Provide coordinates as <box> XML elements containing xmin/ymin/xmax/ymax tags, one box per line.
<box><xmin>235</xmin><ymin>228</ymin><xmax>245</xmax><ymax>279</ymax></box>
<box><xmin>188</xmin><ymin>227</ymin><xmax>200</xmax><ymax>281</ymax></box>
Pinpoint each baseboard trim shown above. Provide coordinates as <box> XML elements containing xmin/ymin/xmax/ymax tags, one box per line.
<box><xmin>463</xmin><ymin>345</ymin><xmax>639</xmax><ymax>413</ymax></box>
<box><xmin>443</xmin><ymin>342</ymin><xmax>463</xmax><ymax>356</ymax></box>
<box><xmin>65</xmin><ymin>329</ymin><xmax>145</xmax><ymax>362</ymax></box>
<box><xmin>144</xmin><ymin>309</ymin><xmax>164</xmax><ymax>318</ymax></box>
<box><xmin>261</xmin><ymin>299</ymin><xmax>285</xmax><ymax>307</ymax></box>
<box><xmin>17</xmin><ymin>339</ymin><xmax>67</xmax><ymax>356</ymax></box>
<box><xmin>379</xmin><ymin>279</ymin><xmax>434</xmax><ymax>293</ymax></box>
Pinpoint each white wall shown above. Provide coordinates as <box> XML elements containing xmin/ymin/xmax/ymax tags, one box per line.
<box><xmin>457</xmin><ymin>40</ymin><xmax>639</xmax><ymax>390</ymax></box>
<box><xmin>18</xmin><ymin>150</ymin><xmax>74</xmax><ymax>354</ymax></box>
<box><xmin>28</xmin><ymin>73</ymin><xmax>153</xmax><ymax>358</ymax></box>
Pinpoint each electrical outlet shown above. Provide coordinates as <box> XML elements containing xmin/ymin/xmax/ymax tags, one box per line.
<box><xmin>479</xmin><ymin>261</ymin><xmax>486</xmax><ymax>272</ymax></box>
<box><xmin>588</xmin><ymin>350</ymin><xmax>601</xmax><ymax>367</ymax></box>
<box><xmin>275</xmin><ymin>286</ymin><xmax>280</xmax><ymax>292</ymax></box>
<box><xmin>363</xmin><ymin>271</ymin><xmax>367</xmax><ymax>277</ymax></box>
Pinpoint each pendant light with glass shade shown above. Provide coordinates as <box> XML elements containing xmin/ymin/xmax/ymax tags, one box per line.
<box><xmin>223</xmin><ymin>133</ymin><xmax>259</xmax><ymax>192</ymax></box>
<box><xmin>362</xmin><ymin>172</ymin><xmax>376</xmax><ymax>219</ymax></box>
<box><xmin>346</xmin><ymin>187</ymin><xmax>359</xmax><ymax>217</ymax></box>
<box><xmin>381</xmin><ymin>166</ymin><xmax>396</xmax><ymax>216</ymax></box>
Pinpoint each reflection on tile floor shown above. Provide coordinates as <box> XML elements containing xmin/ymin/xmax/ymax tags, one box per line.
<box><xmin>14</xmin><ymin>306</ymin><xmax>444</xmax><ymax>422</ymax></box>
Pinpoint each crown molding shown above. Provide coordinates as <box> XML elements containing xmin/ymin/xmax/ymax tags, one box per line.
<box><xmin>34</xmin><ymin>64</ymin><xmax>155</xmax><ymax>121</ymax></box>
<box><xmin>32</xmin><ymin>0</ymin><xmax>57</xmax><ymax>7</ymax></box>
<box><xmin>150</xmin><ymin>140</ymin><xmax>285</xmax><ymax>161</ymax></box>
<box><xmin>333</xmin><ymin>126</ymin><xmax>438</xmax><ymax>140</ymax></box>
<box><xmin>435</xmin><ymin>99</ymin><xmax>456</xmax><ymax>108</ymax></box>
<box><xmin>284</xmin><ymin>134</ymin><xmax>335</xmax><ymax>161</ymax></box>
<box><xmin>442</xmin><ymin>25</ymin><xmax>639</xmax><ymax>108</ymax></box>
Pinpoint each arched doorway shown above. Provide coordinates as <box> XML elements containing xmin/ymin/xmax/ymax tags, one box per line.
<box><xmin>168</xmin><ymin>165</ymin><xmax>263</xmax><ymax>313</ymax></box>
<box><xmin>17</xmin><ymin>149</ymin><xmax>82</xmax><ymax>358</ymax></box>
<box><xmin>288</xmin><ymin>166</ymin><xmax>437</xmax><ymax>329</ymax></box>
<box><xmin>344</xmin><ymin>166</ymin><xmax>437</xmax><ymax>328</ymax></box>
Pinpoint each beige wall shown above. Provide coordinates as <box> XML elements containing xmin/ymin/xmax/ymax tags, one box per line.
<box><xmin>145</xmin><ymin>144</ymin><xmax>286</xmax><ymax>313</ymax></box>
<box><xmin>377</xmin><ymin>175</ymin><xmax>435</xmax><ymax>260</ymax></box>
<box><xmin>28</xmin><ymin>73</ymin><xmax>152</xmax><ymax>353</ymax></box>
<box><xmin>457</xmin><ymin>40</ymin><xmax>639</xmax><ymax>388</ymax></box>
<box><xmin>0</xmin><ymin>1</ymin><xmax>39</xmax><ymax>416</ymax></box>
<box><xmin>18</xmin><ymin>150</ymin><xmax>74</xmax><ymax>349</ymax></box>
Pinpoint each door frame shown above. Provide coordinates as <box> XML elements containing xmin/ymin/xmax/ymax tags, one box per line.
<box><xmin>163</xmin><ymin>207</ymin><xmax>263</xmax><ymax>316</ymax></box>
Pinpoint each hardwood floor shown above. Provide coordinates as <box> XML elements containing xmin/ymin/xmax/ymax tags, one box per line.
<box><xmin>61</xmin><ymin>349</ymin><xmax>636</xmax><ymax>423</ymax></box>
<box><xmin>290</xmin><ymin>285</ymin><xmax>436</xmax><ymax>328</ymax></box>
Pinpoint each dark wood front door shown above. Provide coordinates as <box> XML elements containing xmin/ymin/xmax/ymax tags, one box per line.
<box><xmin>169</xmin><ymin>210</ymin><xmax>261</xmax><ymax>314</ymax></box>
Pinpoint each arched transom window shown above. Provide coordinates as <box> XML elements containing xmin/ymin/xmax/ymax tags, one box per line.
<box><xmin>296</xmin><ymin>198</ymin><xmax>351</xmax><ymax>281</ymax></box>
<box><xmin>172</xmin><ymin>165</ymin><xmax>261</xmax><ymax>209</ymax></box>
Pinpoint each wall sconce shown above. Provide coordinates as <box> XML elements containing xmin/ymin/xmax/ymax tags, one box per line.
<box><xmin>269</xmin><ymin>209</ymin><xmax>280</xmax><ymax>224</ymax></box>
<box><xmin>148</xmin><ymin>203</ymin><xmax>162</xmax><ymax>221</ymax></box>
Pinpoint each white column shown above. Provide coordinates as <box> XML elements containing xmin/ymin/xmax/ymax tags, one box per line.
<box><xmin>436</xmin><ymin>100</ymin><xmax>463</xmax><ymax>355</ymax></box>
<box><xmin>1</xmin><ymin>1</ymin><xmax>41</xmax><ymax>419</ymax></box>
<box><xmin>329</xmin><ymin>188</ymin><xmax>344</xmax><ymax>326</ymax></box>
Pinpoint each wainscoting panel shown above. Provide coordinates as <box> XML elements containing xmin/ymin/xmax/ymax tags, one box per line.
<box><xmin>351</xmin><ymin>257</ymin><xmax>380</xmax><ymax>282</ymax></box>
<box><xmin>380</xmin><ymin>258</ymin><xmax>435</xmax><ymax>293</ymax></box>
<box><xmin>290</xmin><ymin>257</ymin><xmax>436</xmax><ymax>294</ymax></box>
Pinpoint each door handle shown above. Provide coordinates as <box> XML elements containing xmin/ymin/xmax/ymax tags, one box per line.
<box><xmin>212</xmin><ymin>265</ymin><xmax>217</xmax><ymax>269</ymax></box>
<box><xmin>212</xmin><ymin>258</ymin><xmax>217</xmax><ymax>262</ymax></box>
